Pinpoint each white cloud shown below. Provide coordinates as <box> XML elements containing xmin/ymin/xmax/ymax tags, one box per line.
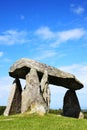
<box><xmin>52</xmin><ymin>28</ymin><xmax>85</xmax><ymax>47</ymax></box>
<box><xmin>0</xmin><ymin>30</ymin><xmax>29</xmax><ymax>45</ymax></box>
<box><xmin>35</xmin><ymin>50</ymin><xmax>57</xmax><ymax>60</ymax></box>
<box><xmin>35</xmin><ymin>27</ymin><xmax>55</xmax><ymax>40</ymax></box>
<box><xmin>71</xmin><ymin>4</ymin><xmax>85</xmax><ymax>15</ymax></box>
<box><xmin>57</xmin><ymin>28</ymin><xmax>85</xmax><ymax>42</ymax></box>
<box><xmin>0</xmin><ymin>27</ymin><xmax>85</xmax><ymax>47</ymax></box>
<box><xmin>35</xmin><ymin>27</ymin><xmax>86</xmax><ymax>47</ymax></box>
<box><xmin>74</xmin><ymin>7</ymin><xmax>84</xmax><ymax>15</ymax></box>
<box><xmin>0</xmin><ymin>52</ymin><xmax>3</xmax><ymax>57</ymax></box>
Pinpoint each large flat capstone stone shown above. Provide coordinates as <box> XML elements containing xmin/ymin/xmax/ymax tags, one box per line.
<box><xmin>9</xmin><ymin>58</ymin><xmax>83</xmax><ymax>90</ymax></box>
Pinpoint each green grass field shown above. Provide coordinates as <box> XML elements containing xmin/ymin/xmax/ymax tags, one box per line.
<box><xmin>0</xmin><ymin>114</ymin><xmax>87</xmax><ymax>130</ymax></box>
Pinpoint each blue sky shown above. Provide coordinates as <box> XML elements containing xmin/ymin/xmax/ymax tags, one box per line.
<box><xmin>0</xmin><ymin>0</ymin><xmax>87</xmax><ymax>109</ymax></box>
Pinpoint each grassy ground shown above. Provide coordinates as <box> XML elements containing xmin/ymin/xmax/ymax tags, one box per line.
<box><xmin>0</xmin><ymin>114</ymin><xmax>87</xmax><ymax>130</ymax></box>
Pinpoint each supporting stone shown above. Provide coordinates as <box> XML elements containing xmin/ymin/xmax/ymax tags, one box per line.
<box><xmin>21</xmin><ymin>68</ymin><xmax>48</xmax><ymax>115</ymax></box>
<box><xmin>4</xmin><ymin>78</ymin><xmax>22</xmax><ymax>116</ymax></box>
<box><xmin>40</xmin><ymin>70</ymin><xmax>50</xmax><ymax>112</ymax></box>
<box><xmin>63</xmin><ymin>90</ymin><xmax>81</xmax><ymax>118</ymax></box>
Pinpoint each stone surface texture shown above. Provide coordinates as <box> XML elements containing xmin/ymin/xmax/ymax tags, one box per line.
<box><xmin>9</xmin><ymin>58</ymin><xmax>83</xmax><ymax>90</ymax></box>
<box><xmin>21</xmin><ymin>68</ymin><xmax>48</xmax><ymax>114</ymax></box>
<box><xmin>4</xmin><ymin>78</ymin><xmax>22</xmax><ymax>116</ymax></box>
<box><xmin>40</xmin><ymin>70</ymin><xmax>50</xmax><ymax>112</ymax></box>
<box><xmin>63</xmin><ymin>90</ymin><xmax>81</xmax><ymax>118</ymax></box>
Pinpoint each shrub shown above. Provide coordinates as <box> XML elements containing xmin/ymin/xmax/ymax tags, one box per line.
<box><xmin>0</xmin><ymin>106</ymin><xmax>6</xmax><ymax>115</ymax></box>
<box><xmin>49</xmin><ymin>109</ymin><xmax>63</xmax><ymax>115</ymax></box>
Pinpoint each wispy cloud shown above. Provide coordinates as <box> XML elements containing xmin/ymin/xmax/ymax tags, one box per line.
<box><xmin>0</xmin><ymin>51</ymin><xmax>3</xmax><ymax>57</ymax></box>
<box><xmin>35</xmin><ymin>27</ymin><xmax>86</xmax><ymax>47</ymax></box>
<box><xmin>0</xmin><ymin>27</ymin><xmax>85</xmax><ymax>47</ymax></box>
<box><xmin>58</xmin><ymin>28</ymin><xmax>85</xmax><ymax>41</ymax></box>
<box><xmin>0</xmin><ymin>30</ymin><xmax>30</xmax><ymax>45</ymax></box>
<box><xmin>70</xmin><ymin>4</ymin><xmax>85</xmax><ymax>15</ymax></box>
<box><xmin>54</xmin><ymin>28</ymin><xmax>85</xmax><ymax>46</ymax></box>
<box><xmin>35</xmin><ymin>50</ymin><xmax>57</xmax><ymax>60</ymax></box>
<box><xmin>35</xmin><ymin>27</ymin><xmax>55</xmax><ymax>40</ymax></box>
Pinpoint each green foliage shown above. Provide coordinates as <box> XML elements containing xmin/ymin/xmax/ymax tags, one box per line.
<box><xmin>0</xmin><ymin>106</ymin><xmax>6</xmax><ymax>115</ymax></box>
<box><xmin>49</xmin><ymin>109</ymin><xmax>87</xmax><ymax>119</ymax></box>
<box><xmin>49</xmin><ymin>109</ymin><xmax>63</xmax><ymax>115</ymax></box>
<box><xmin>0</xmin><ymin>114</ymin><xmax>87</xmax><ymax>130</ymax></box>
<box><xmin>84</xmin><ymin>112</ymin><xmax>87</xmax><ymax>119</ymax></box>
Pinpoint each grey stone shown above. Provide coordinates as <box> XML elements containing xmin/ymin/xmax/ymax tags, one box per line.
<box><xmin>9</xmin><ymin>58</ymin><xmax>83</xmax><ymax>90</ymax></box>
<box><xmin>63</xmin><ymin>90</ymin><xmax>81</xmax><ymax>118</ymax></box>
<box><xmin>5</xmin><ymin>58</ymin><xmax>84</xmax><ymax>117</ymax></box>
<box><xmin>21</xmin><ymin>68</ymin><xmax>48</xmax><ymax>114</ymax></box>
<box><xmin>40</xmin><ymin>70</ymin><xmax>50</xmax><ymax>112</ymax></box>
<box><xmin>78</xmin><ymin>112</ymin><xmax>84</xmax><ymax>119</ymax></box>
<box><xmin>4</xmin><ymin>78</ymin><xmax>22</xmax><ymax>116</ymax></box>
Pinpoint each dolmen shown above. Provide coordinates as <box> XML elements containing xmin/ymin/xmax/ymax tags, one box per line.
<box><xmin>4</xmin><ymin>58</ymin><xmax>84</xmax><ymax>118</ymax></box>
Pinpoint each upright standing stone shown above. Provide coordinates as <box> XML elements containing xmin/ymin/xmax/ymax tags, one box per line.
<box><xmin>63</xmin><ymin>90</ymin><xmax>81</xmax><ymax>118</ymax></box>
<box><xmin>4</xmin><ymin>78</ymin><xmax>22</xmax><ymax>116</ymax></box>
<box><xmin>40</xmin><ymin>70</ymin><xmax>50</xmax><ymax>112</ymax></box>
<box><xmin>21</xmin><ymin>68</ymin><xmax>47</xmax><ymax>115</ymax></box>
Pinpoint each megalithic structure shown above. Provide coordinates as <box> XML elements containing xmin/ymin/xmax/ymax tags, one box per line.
<box><xmin>4</xmin><ymin>58</ymin><xmax>83</xmax><ymax>117</ymax></box>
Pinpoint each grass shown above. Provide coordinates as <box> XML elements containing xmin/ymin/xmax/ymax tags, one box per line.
<box><xmin>0</xmin><ymin>113</ymin><xmax>87</xmax><ymax>130</ymax></box>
